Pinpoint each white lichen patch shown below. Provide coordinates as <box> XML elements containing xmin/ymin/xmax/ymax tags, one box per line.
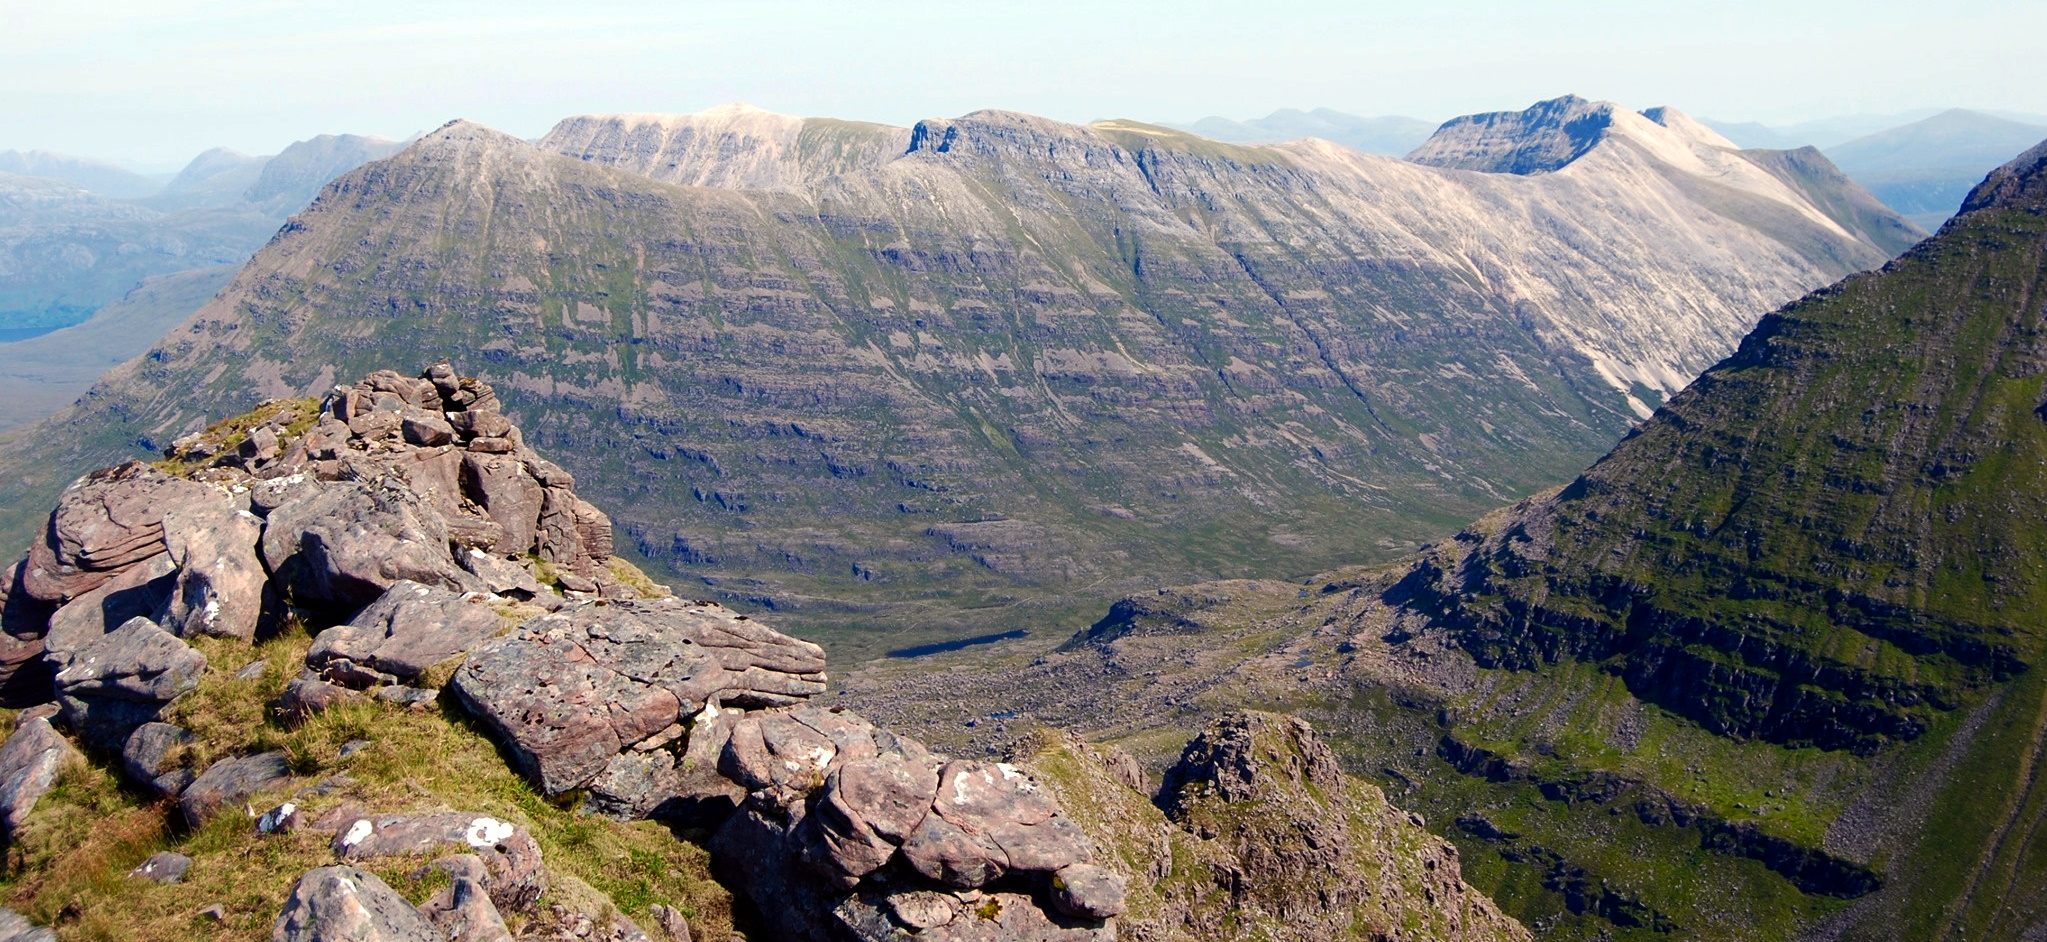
<box><xmin>466</xmin><ymin>817</ymin><xmax>515</xmax><ymax>847</ymax></box>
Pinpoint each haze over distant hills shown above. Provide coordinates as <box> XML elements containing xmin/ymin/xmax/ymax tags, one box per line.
<box><xmin>0</xmin><ymin>132</ymin><xmax>404</xmax><ymax>432</ymax></box>
<box><xmin>1162</xmin><ymin>108</ymin><xmax>1438</xmax><ymax>155</ymax></box>
<box><xmin>1821</xmin><ymin>109</ymin><xmax>2047</xmax><ymax>230</ymax></box>
<box><xmin>0</xmin><ymin>96</ymin><xmax>1918</xmax><ymax>656</ymax></box>
<box><xmin>0</xmin><ymin>150</ymin><xmax>167</xmax><ymax>199</ymax></box>
<box><xmin>0</xmin><ymin>132</ymin><xmax>403</xmax><ymax>333</ymax></box>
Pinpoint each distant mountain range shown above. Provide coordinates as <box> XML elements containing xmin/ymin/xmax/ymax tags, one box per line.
<box><xmin>0</xmin><ymin>96</ymin><xmax>1916</xmax><ymax>657</ymax></box>
<box><xmin>1170</xmin><ymin>104</ymin><xmax>2047</xmax><ymax>232</ymax></box>
<box><xmin>0</xmin><ymin>150</ymin><xmax>167</xmax><ymax>199</ymax></box>
<box><xmin>1701</xmin><ymin>109</ymin><xmax>2047</xmax><ymax>229</ymax></box>
<box><xmin>1161</xmin><ymin>108</ymin><xmax>1438</xmax><ymax>155</ymax></box>
<box><xmin>0</xmin><ymin>133</ymin><xmax>403</xmax><ymax>333</ymax></box>
<box><xmin>1821</xmin><ymin>110</ymin><xmax>2047</xmax><ymax>230</ymax></box>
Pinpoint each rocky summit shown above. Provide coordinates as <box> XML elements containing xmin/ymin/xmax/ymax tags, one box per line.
<box><xmin>0</xmin><ymin>97</ymin><xmax>1920</xmax><ymax>650</ymax></box>
<box><xmin>838</xmin><ymin>136</ymin><xmax>2047</xmax><ymax>942</ymax></box>
<box><xmin>0</xmin><ymin>362</ymin><xmax>1526</xmax><ymax>941</ymax></box>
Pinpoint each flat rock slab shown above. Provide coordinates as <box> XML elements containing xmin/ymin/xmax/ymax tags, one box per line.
<box><xmin>332</xmin><ymin>811</ymin><xmax>545</xmax><ymax>911</ymax></box>
<box><xmin>452</xmin><ymin>599</ymin><xmax>825</xmax><ymax>796</ymax></box>
<box><xmin>0</xmin><ymin>716</ymin><xmax>77</xmax><ymax>843</ymax></box>
<box><xmin>181</xmin><ymin>751</ymin><xmax>292</xmax><ymax>827</ymax></box>
<box><xmin>129</xmin><ymin>851</ymin><xmax>192</xmax><ymax>885</ymax></box>
<box><xmin>308</xmin><ymin>581</ymin><xmax>508</xmax><ymax>686</ymax></box>
<box><xmin>272</xmin><ymin>865</ymin><xmax>442</xmax><ymax>942</ymax></box>
<box><xmin>54</xmin><ymin>616</ymin><xmax>205</xmax><ymax>750</ymax></box>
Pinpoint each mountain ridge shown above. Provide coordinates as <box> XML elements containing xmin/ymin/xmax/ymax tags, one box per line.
<box><xmin>0</xmin><ymin>98</ymin><xmax>1921</xmax><ymax>656</ymax></box>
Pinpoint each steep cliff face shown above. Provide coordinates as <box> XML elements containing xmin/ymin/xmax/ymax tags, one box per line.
<box><xmin>0</xmin><ymin>100</ymin><xmax>1919</xmax><ymax>649</ymax></box>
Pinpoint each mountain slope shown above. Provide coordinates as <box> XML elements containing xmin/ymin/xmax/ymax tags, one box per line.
<box><xmin>0</xmin><ymin>101</ymin><xmax>1918</xmax><ymax>655</ymax></box>
<box><xmin>843</xmin><ymin>137</ymin><xmax>2047</xmax><ymax>942</ymax></box>
<box><xmin>1391</xmin><ymin>135</ymin><xmax>2047</xmax><ymax>942</ymax></box>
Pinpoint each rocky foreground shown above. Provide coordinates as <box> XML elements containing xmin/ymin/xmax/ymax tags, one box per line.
<box><xmin>0</xmin><ymin>363</ymin><xmax>1523</xmax><ymax>941</ymax></box>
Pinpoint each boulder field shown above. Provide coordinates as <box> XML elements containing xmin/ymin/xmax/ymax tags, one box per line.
<box><xmin>0</xmin><ymin>363</ymin><xmax>1524</xmax><ymax>942</ymax></box>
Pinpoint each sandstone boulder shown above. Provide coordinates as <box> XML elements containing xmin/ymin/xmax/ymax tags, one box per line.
<box><xmin>416</xmin><ymin>854</ymin><xmax>513</xmax><ymax>942</ymax></box>
<box><xmin>20</xmin><ymin>462</ymin><xmax>220</xmax><ymax>604</ymax></box>
<box><xmin>52</xmin><ymin>616</ymin><xmax>205</xmax><ymax>750</ymax></box>
<box><xmin>0</xmin><ymin>716</ymin><xmax>77</xmax><ymax>843</ymax></box>
<box><xmin>181</xmin><ymin>751</ymin><xmax>292</xmax><ymax>827</ymax></box>
<box><xmin>129</xmin><ymin>851</ymin><xmax>192</xmax><ymax>885</ymax></box>
<box><xmin>122</xmin><ymin>721</ymin><xmax>197</xmax><ymax>796</ymax></box>
<box><xmin>41</xmin><ymin>552</ymin><xmax>176</xmax><ymax>670</ymax></box>
<box><xmin>261</xmin><ymin>479</ymin><xmax>480</xmax><ymax>613</ymax></box>
<box><xmin>272</xmin><ymin>865</ymin><xmax>441</xmax><ymax>942</ymax></box>
<box><xmin>157</xmin><ymin>502</ymin><xmax>267</xmax><ymax>641</ymax></box>
<box><xmin>458</xmin><ymin>548</ymin><xmax>544</xmax><ymax>598</ymax></box>
<box><xmin>461</xmin><ymin>453</ymin><xmax>541</xmax><ymax>555</ymax></box>
<box><xmin>276</xmin><ymin>672</ymin><xmax>365</xmax><ymax>722</ymax></box>
<box><xmin>307</xmin><ymin>581</ymin><xmax>508</xmax><ymax>688</ymax></box>
<box><xmin>1050</xmin><ymin>863</ymin><xmax>1126</xmax><ymax>920</ymax></box>
<box><xmin>451</xmin><ymin>599</ymin><xmax>825</xmax><ymax>795</ymax></box>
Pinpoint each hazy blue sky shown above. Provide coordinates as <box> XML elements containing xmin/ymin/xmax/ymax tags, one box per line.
<box><xmin>7</xmin><ymin>0</ymin><xmax>2044</xmax><ymax>170</ymax></box>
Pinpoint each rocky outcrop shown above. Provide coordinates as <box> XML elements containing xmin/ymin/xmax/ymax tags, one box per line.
<box><xmin>711</xmin><ymin>704</ymin><xmax>1122</xmax><ymax>942</ymax></box>
<box><xmin>1405</xmin><ymin>94</ymin><xmax>1618</xmax><ymax>174</ymax></box>
<box><xmin>0</xmin><ymin>363</ymin><xmax>644</xmax><ymax>782</ymax></box>
<box><xmin>1016</xmin><ymin>715</ymin><xmax>1529</xmax><ymax>942</ymax></box>
<box><xmin>450</xmin><ymin>599</ymin><xmax>825</xmax><ymax>795</ymax></box>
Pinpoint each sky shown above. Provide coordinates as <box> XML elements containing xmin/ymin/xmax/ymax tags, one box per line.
<box><xmin>6</xmin><ymin>0</ymin><xmax>2045</xmax><ymax>171</ymax></box>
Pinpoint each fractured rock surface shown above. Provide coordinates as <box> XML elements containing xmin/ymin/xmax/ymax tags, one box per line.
<box><xmin>308</xmin><ymin>580</ymin><xmax>508</xmax><ymax>688</ymax></box>
<box><xmin>451</xmin><ymin>599</ymin><xmax>825</xmax><ymax>795</ymax></box>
